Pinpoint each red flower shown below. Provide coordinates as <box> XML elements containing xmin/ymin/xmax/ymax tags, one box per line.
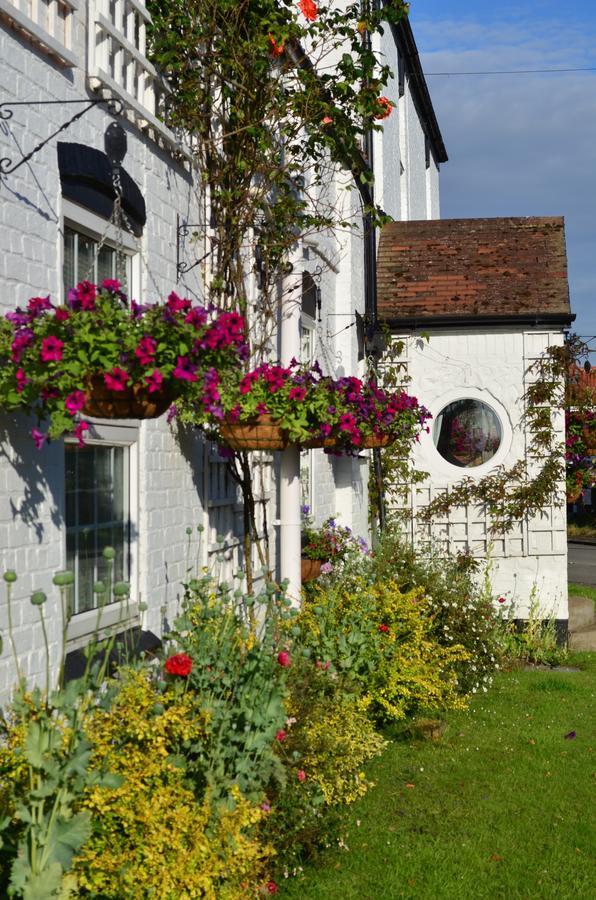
<box><xmin>165</xmin><ymin>653</ymin><xmax>193</xmax><ymax>677</ymax></box>
<box><xmin>298</xmin><ymin>0</ymin><xmax>318</xmax><ymax>22</ymax></box>
<box><xmin>275</xmin><ymin>729</ymin><xmax>286</xmax><ymax>742</ymax></box>
<box><xmin>378</xmin><ymin>623</ymin><xmax>390</xmax><ymax>633</ymax></box>
<box><xmin>497</xmin><ymin>596</ymin><xmax>507</xmax><ymax>604</ymax></box>
<box><xmin>268</xmin><ymin>35</ymin><xmax>285</xmax><ymax>57</ymax></box>
<box><xmin>297</xmin><ymin>769</ymin><xmax>306</xmax><ymax>782</ymax></box>
<box><xmin>374</xmin><ymin>96</ymin><xmax>393</xmax><ymax>120</ymax></box>
<box><xmin>277</xmin><ymin>651</ymin><xmax>291</xmax><ymax>668</ymax></box>
<box><xmin>266</xmin><ymin>882</ymin><xmax>279</xmax><ymax>895</ymax></box>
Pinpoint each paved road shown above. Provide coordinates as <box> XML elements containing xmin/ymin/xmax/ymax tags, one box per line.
<box><xmin>568</xmin><ymin>542</ymin><xmax>596</xmax><ymax>587</ymax></box>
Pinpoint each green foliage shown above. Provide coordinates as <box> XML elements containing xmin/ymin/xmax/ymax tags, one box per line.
<box><xmin>0</xmin><ymin>681</ymin><xmax>116</xmax><ymax>899</ymax></box>
<box><xmin>494</xmin><ymin>591</ymin><xmax>568</xmax><ymax>667</ymax></box>
<box><xmin>366</xmin><ymin>527</ymin><xmax>500</xmax><ymax>696</ymax></box>
<box><xmin>166</xmin><ymin>574</ymin><xmax>295</xmax><ymax>800</ymax></box>
<box><xmin>301</xmin><ymin>511</ymin><xmax>370</xmax><ymax>564</ymax></box>
<box><xmin>72</xmin><ymin>667</ymin><xmax>269</xmax><ymax>898</ymax></box>
<box><xmin>296</xmin><ymin>577</ymin><xmax>469</xmax><ymax>724</ymax></box>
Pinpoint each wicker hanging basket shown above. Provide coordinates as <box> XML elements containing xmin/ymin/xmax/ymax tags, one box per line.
<box><xmin>300</xmin><ymin>434</ymin><xmax>338</xmax><ymax>450</ymax></box>
<box><xmin>360</xmin><ymin>433</ymin><xmax>395</xmax><ymax>449</ymax></box>
<box><xmin>301</xmin><ymin>558</ymin><xmax>323</xmax><ymax>582</ymax></box>
<box><xmin>82</xmin><ymin>375</ymin><xmax>174</xmax><ymax>419</ymax></box>
<box><xmin>219</xmin><ymin>414</ymin><xmax>289</xmax><ymax>451</ymax></box>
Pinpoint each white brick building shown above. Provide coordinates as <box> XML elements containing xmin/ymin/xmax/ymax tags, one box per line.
<box><xmin>0</xmin><ymin>2</ymin><xmax>446</xmax><ymax>699</ymax></box>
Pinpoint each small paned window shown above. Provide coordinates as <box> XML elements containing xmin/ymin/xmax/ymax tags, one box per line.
<box><xmin>433</xmin><ymin>399</ymin><xmax>502</xmax><ymax>468</ymax></box>
<box><xmin>63</xmin><ymin>225</ymin><xmax>131</xmax><ymax>293</ymax></box>
<box><xmin>65</xmin><ymin>443</ymin><xmax>131</xmax><ymax>615</ymax></box>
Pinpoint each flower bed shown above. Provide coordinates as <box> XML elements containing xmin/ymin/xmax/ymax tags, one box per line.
<box><xmin>0</xmin><ymin>282</ymin><xmax>247</xmax><ymax>446</ymax></box>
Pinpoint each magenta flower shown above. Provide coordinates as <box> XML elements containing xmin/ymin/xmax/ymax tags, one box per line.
<box><xmin>289</xmin><ymin>386</ymin><xmax>306</xmax><ymax>401</ymax></box>
<box><xmin>135</xmin><ymin>335</ymin><xmax>157</xmax><ymax>366</ymax></box>
<box><xmin>40</xmin><ymin>336</ymin><xmax>64</xmax><ymax>362</ymax></box>
<box><xmin>74</xmin><ymin>421</ymin><xmax>89</xmax><ymax>447</ymax></box>
<box><xmin>27</xmin><ymin>295</ymin><xmax>53</xmax><ymax>317</ymax></box>
<box><xmin>184</xmin><ymin>306</ymin><xmax>208</xmax><ymax>329</ymax></box>
<box><xmin>15</xmin><ymin>368</ymin><xmax>29</xmax><ymax>393</ymax></box>
<box><xmin>100</xmin><ymin>278</ymin><xmax>122</xmax><ymax>293</ymax></box>
<box><xmin>277</xmin><ymin>651</ymin><xmax>291</xmax><ymax>668</ymax></box>
<box><xmin>54</xmin><ymin>307</ymin><xmax>70</xmax><ymax>322</ymax></box>
<box><xmin>11</xmin><ymin>328</ymin><xmax>34</xmax><ymax>363</ymax></box>
<box><xmin>297</xmin><ymin>769</ymin><xmax>306</xmax><ymax>782</ymax></box>
<box><xmin>68</xmin><ymin>281</ymin><xmax>96</xmax><ymax>311</ymax></box>
<box><xmin>144</xmin><ymin>369</ymin><xmax>164</xmax><ymax>393</ymax></box>
<box><xmin>104</xmin><ymin>368</ymin><xmax>129</xmax><ymax>391</ymax></box>
<box><xmin>173</xmin><ymin>356</ymin><xmax>198</xmax><ymax>382</ymax></box>
<box><xmin>65</xmin><ymin>390</ymin><xmax>86</xmax><ymax>416</ymax></box>
<box><xmin>166</xmin><ymin>291</ymin><xmax>191</xmax><ymax>314</ymax></box>
<box><xmin>31</xmin><ymin>428</ymin><xmax>47</xmax><ymax>450</ymax></box>
<box><xmin>166</xmin><ymin>404</ymin><xmax>178</xmax><ymax>423</ymax></box>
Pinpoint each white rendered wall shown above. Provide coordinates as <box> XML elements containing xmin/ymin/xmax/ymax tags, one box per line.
<box><xmin>0</xmin><ymin>12</ymin><xmax>207</xmax><ymax>701</ymax></box>
<box><xmin>385</xmin><ymin>328</ymin><xmax>568</xmax><ymax>620</ymax></box>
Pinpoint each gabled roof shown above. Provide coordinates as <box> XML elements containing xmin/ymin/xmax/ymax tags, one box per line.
<box><xmin>377</xmin><ymin>217</ymin><xmax>574</xmax><ymax>328</ymax></box>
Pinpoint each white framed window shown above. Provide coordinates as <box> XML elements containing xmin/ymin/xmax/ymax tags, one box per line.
<box><xmin>62</xmin><ymin>198</ymin><xmax>138</xmax><ymax>297</ymax></box>
<box><xmin>0</xmin><ymin>0</ymin><xmax>78</xmax><ymax>67</ymax></box>
<box><xmin>65</xmin><ymin>422</ymin><xmax>139</xmax><ymax>642</ymax></box>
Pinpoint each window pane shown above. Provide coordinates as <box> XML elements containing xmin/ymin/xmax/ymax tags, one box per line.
<box><xmin>77</xmin><ymin>233</ymin><xmax>96</xmax><ymax>283</ymax></box>
<box><xmin>97</xmin><ymin>244</ymin><xmax>115</xmax><ymax>284</ymax></box>
<box><xmin>433</xmin><ymin>400</ymin><xmax>502</xmax><ymax>468</ymax></box>
<box><xmin>65</xmin><ymin>444</ymin><xmax>130</xmax><ymax>614</ymax></box>
<box><xmin>63</xmin><ymin>227</ymin><xmax>76</xmax><ymax>292</ymax></box>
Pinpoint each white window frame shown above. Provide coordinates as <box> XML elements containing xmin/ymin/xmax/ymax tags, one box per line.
<box><xmin>60</xmin><ymin>199</ymin><xmax>141</xmax><ymax>645</ymax></box>
<box><xmin>62</xmin><ymin>197</ymin><xmax>140</xmax><ymax>300</ymax></box>
<box><xmin>65</xmin><ymin>421</ymin><xmax>139</xmax><ymax>645</ymax></box>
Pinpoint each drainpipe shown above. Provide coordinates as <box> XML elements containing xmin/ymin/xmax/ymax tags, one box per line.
<box><xmin>279</xmin><ymin>254</ymin><xmax>302</xmax><ymax>604</ymax></box>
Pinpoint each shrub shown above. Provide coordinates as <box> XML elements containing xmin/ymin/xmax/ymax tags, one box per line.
<box><xmin>73</xmin><ymin>667</ymin><xmax>270</xmax><ymax>898</ymax></box>
<box><xmin>363</xmin><ymin>527</ymin><xmax>500</xmax><ymax>696</ymax></box>
<box><xmin>297</xmin><ymin>578</ymin><xmax>470</xmax><ymax>723</ymax></box>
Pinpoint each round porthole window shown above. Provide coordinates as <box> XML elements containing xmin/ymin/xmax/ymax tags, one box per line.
<box><xmin>433</xmin><ymin>399</ymin><xmax>502</xmax><ymax>468</ymax></box>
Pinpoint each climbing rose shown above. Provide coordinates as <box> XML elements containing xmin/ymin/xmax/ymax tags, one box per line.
<box><xmin>374</xmin><ymin>96</ymin><xmax>393</xmax><ymax>120</ymax></box>
<box><xmin>277</xmin><ymin>651</ymin><xmax>291</xmax><ymax>668</ymax></box>
<box><xmin>165</xmin><ymin>653</ymin><xmax>193</xmax><ymax>677</ymax></box>
<box><xmin>298</xmin><ymin>0</ymin><xmax>318</xmax><ymax>22</ymax></box>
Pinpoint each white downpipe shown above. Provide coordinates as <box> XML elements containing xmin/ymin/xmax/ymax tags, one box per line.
<box><xmin>279</xmin><ymin>261</ymin><xmax>302</xmax><ymax>605</ymax></box>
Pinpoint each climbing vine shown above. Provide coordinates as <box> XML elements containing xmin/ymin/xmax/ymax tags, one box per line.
<box><xmin>146</xmin><ymin>1</ymin><xmax>410</xmax><ymax>583</ymax></box>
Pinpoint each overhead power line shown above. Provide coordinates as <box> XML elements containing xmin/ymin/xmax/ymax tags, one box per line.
<box><xmin>421</xmin><ymin>66</ymin><xmax>596</xmax><ymax>77</ymax></box>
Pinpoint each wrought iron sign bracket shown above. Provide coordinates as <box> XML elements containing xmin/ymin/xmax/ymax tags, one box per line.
<box><xmin>176</xmin><ymin>213</ymin><xmax>211</xmax><ymax>278</ymax></box>
<box><xmin>0</xmin><ymin>96</ymin><xmax>123</xmax><ymax>176</ymax></box>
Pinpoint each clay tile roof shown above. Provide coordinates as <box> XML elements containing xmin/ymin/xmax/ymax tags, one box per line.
<box><xmin>377</xmin><ymin>217</ymin><xmax>573</xmax><ymax>327</ymax></box>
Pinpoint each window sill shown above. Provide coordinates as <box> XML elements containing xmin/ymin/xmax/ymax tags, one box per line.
<box><xmin>67</xmin><ymin>599</ymin><xmax>139</xmax><ymax>645</ymax></box>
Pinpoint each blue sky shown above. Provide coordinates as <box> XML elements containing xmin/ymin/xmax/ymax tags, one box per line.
<box><xmin>407</xmin><ymin>0</ymin><xmax>596</xmax><ymax>339</ymax></box>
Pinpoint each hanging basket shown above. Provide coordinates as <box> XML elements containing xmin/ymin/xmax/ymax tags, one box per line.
<box><xmin>219</xmin><ymin>414</ymin><xmax>289</xmax><ymax>451</ymax></box>
<box><xmin>300</xmin><ymin>434</ymin><xmax>338</xmax><ymax>450</ymax></box>
<box><xmin>361</xmin><ymin>433</ymin><xmax>395</xmax><ymax>449</ymax></box>
<box><xmin>301</xmin><ymin>558</ymin><xmax>323</xmax><ymax>582</ymax></box>
<box><xmin>82</xmin><ymin>375</ymin><xmax>174</xmax><ymax>419</ymax></box>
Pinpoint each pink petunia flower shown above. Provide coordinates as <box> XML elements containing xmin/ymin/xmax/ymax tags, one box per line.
<box><xmin>74</xmin><ymin>421</ymin><xmax>89</xmax><ymax>447</ymax></box>
<box><xmin>15</xmin><ymin>368</ymin><xmax>29</xmax><ymax>393</ymax></box>
<box><xmin>104</xmin><ymin>368</ymin><xmax>129</xmax><ymax>391</ymax></box>
<box><xmin>64</xmin><ymin>390</ymin><xmax>86</xmax><ymax>416</ymax></box>
<box><xmin>144</xmin><ymin>369</ymin><xmax>164</xmax><ymax>393</ymax></box>
<box><xmin>135</xmin><ymin>335</ymin><xmax>157</xmax><ymax>366</ymax></box>
<box><xmin>31</xmin><ymin>428</ymin><xmax>47</xmax><ymax>450</ymax></box>
<box><xmin>40</xmin><ymin>336</ymin><xmax>64</xmax><ymax>362</ymax></box>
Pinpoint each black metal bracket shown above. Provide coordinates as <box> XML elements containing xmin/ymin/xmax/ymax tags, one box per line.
<box><xmin>176</xmin><ymin>213</ymin><xmax>211</xmax><ymax>278</ymax></box>
<box><xmin>0</xmin><ymin>96</ymin><xmax>123</xmax><ymax>176</ymax></box>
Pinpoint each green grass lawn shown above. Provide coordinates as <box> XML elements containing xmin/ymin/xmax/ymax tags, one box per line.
<box><xmin>281</xmin><ymin>653</ymin><xmax>596</xmax><ymax>900</ymax></box>
<box><xmin>569</xmin><ymin>582</ymin><xmax>596</xmax><ymax>604</ymax></box>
